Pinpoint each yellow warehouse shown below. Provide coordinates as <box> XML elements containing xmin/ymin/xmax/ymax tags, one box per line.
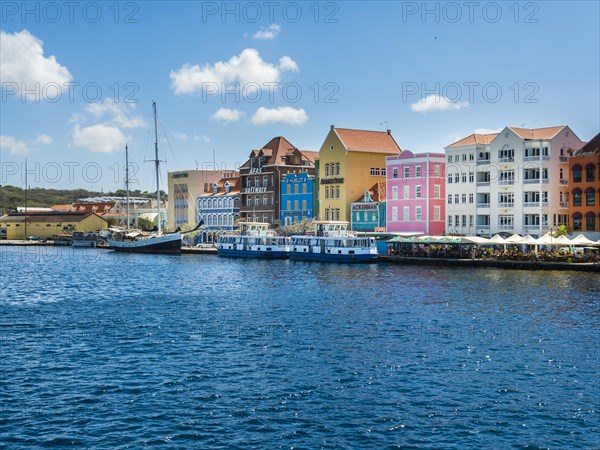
<box><xmin>0</xmin><ymin>212</ymin><xmax>108</xmax><ymax>240</ymax></box>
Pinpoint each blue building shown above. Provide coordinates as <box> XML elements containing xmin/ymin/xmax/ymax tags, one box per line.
<box><xmin>280</xmin><ymin>172</ymin><xmax>314</xmax><ymax>225</ymax></box>
<box><xmin>350</xmin><ymin>182</ymin><xmax>386</xmax><ymax>232</ymax></box>
<box><xmin>197</xmin><ymin>178</ymin><xmax>240</xmax><ymax>243</ymax></box>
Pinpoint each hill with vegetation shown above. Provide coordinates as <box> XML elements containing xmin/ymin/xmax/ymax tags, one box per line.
<box><xmin>0</xmin><ymin>185</ymin><xmax>164</xmax><ymax>214</ymax></box>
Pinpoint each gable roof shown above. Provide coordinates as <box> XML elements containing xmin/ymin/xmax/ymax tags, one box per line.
<box><xmin>508</xmin><ymin>126</ymin><xmax>566</xmax><ymax>140</ymax></box>
<box><xmin>353</xmin><ymin>182</ymin><xmax>386</xmax><ymax>203</ymax></box>
<box><xmin>447</xmin><ymin>133</ymin><xmax>498</xmax><ymax>148</ymax></box>
<box><xmin>333</xmin><ymin>128</ymin><xmax>401</xmax><ymax>154</ymax></box>
<box><xmin>242</xmin><ymin>136</ymin><xmax>315</xmax><ymax>168</ymax></box>
<box><xmin>572</xmin><ymin>132</ymin><xmax>600</xmax><ymax>157</ymax></box>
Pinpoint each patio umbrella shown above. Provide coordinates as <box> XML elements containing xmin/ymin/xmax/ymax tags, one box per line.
<box><xmin>555</xmin><ymin>235</ymin><xmax>573</xmax><ymax>246</ymax></box>
<box><xmin>517</xmin><ymin>235</ymin><xmax>538</xmax><ymax>245</ymax></box>
<box><xmin>505</xmin><ymin>233</ymin><xmax>523</xmax><ymax>244</ymax></box>
<box><xmin>489</xmin><ymin>234</ymin><xmax>506</xmax><ymax>244</ymax></box>
<box><xmin>570</xmin><ymin>234</ymin><xmax>596</xmax><ymax>246</ymax></box>
<box><xmin>535</xmin><ymin>232</ymin><xmax>563</xmax><ymax>246</ymax></box>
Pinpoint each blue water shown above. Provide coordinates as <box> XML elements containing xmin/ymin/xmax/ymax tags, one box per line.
<box><xmin>1</xmin><ymin>246</ymin><xmax>598</xmax><ymax>448</ymax></box>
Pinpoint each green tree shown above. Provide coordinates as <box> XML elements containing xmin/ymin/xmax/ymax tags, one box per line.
<box><xmin>554</xmin><ymin>225</ymin><xmax>569</xmax><ymax>237</ymax></box>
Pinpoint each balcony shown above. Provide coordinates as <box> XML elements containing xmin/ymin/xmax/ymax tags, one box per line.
<box><xmin>498</xmin><ymin>180</ymin><xmax>515</xmax><ymax>185</ymax></box>
<box><xmin>477</xmin><ymin>225</ymin><xmax>491</xmax><ymax>230</ymax></box>
<box><xmin>498</xmin><ymin>225</ymin><xmax>514</xmax><ymax>231</ymax></box>
<box><xmin>523</xmin><ymin>178</ymin><xmax>549</xmax><ymax>184</ymax></box>
<box><xmin>524</xmin><ymin>156</ymin><xmax>541</xmax><ymax>162</ymax></box>
<box><xmin>477</xmin><ymin>203</ymin><xmax>490</xmax><ymax>208</ymax></box>
<box><xmin>499</xmin><ymin>203</ymin><xmax>514</xmax><ymax>208</ymax></box>
<box><xmin>477</xmin><ymin>181</ymin><xmax>491</xmax><ymax>186</ymax></box>
<box><xmin>559</xmin><ymin>179</ymin><xmax>568</xmax><ymax>185</ymax></box>
<box><xmin>499</xmin><ymin>157</ymin><xmax>515</xmax><ymax>163</ymax></box>
<box><xmin>477</xmin><ymin>159</ymin><xmax>490</xmax><ymax>165</ymax></box>
<box><xmin>559</xmin><ymin>202</ymin><xmax>568</xmax><ymax>208</ymax></box>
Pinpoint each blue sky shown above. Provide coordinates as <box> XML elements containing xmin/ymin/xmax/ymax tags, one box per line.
<box><xmin>1</xmin><ymin>1</ymin><xmax>599</xmax><ymax>192</ymax></box>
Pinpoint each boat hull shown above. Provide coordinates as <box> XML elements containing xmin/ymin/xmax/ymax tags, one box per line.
<box><xmin>72</xmin><ymin>241</ymin><xmax>96</xmax><ymax>248</ymax></box>
<box><xmin>217</xmin><ymin>248</ymin><xmax>289</xmax><ymax>259</ymax></box>
<box><xmin>289</xmin><ymin>251</ymin><xmax>377</xmax><ymax>263</ymax></box>
<box><xmin>108</xmin><ymin>234</ymin><xmax>182</xmax><ymax>254</ymax></box>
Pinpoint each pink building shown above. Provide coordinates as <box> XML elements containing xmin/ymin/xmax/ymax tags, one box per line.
<box><xmin>386</xmin><ymin>151</ymin><xmax>446</xmax><ymax>235</ymax></box>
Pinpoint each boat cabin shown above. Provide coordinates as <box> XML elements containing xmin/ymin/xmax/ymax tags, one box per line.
<box><xmin>237</xmin><ymin>222</ymin><xmax>275</xmax><ymax>236</ymax></box>
<box><xmin>315</xmin><ymin>221</ymin><xmax>356</xmax><ymax>238</ymax></box>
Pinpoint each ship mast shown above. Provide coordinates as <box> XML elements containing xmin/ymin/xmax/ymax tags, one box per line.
<box><xmin>125</xmin><ymin>143</ymin><xmax>130</xmax><ymax>230</ymax></box>
<box><xmin>152</xmin><ymin>101</ymin><xmax>161</xmax><ymax>236</ymax></box>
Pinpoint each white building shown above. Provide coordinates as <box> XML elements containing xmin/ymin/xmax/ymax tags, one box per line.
<box><xmin>445</xmin><ymin>126</ymin><xmax>583</xmax><ymax>237</ymax></box>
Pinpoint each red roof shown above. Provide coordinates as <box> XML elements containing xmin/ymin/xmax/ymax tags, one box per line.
<box><xmin>333</xmin><ymin>128</ymin><xmax>401</xmax><ymax>154</ymax></box>
<box><xmin>572</xmin><ymin>132</ymin><xmax>600</xmax><ymax>156</ymax></box>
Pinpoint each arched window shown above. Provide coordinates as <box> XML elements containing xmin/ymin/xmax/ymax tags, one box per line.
<box><xmin>218</xmin><ymin>199</ymin><xmax>223</xmax><ymax>209</ymax></box>
<box><xmin>585</xmin><ymin>163</ymin><xmax>596</xmax><ymax>182</ymax></box>
<box><xmin>572</xmin><ymin>188</ymin><xmax>583</xmax><ymax>207</ymax></box>
<box><xmin>585</xmin><ymin>211</ymin><xmax>596</xmax><ymax>231</ymax></box>
<box><xmin>234</xmin><ymin>197</ymin><xmax>240</xmax><ymax>208</ymax></box>
<box><xmin>585</xmin><ymin>187</ymin><xmax>596</xmax><ymax>206</ymax></box>
<box><xmin>572</xmin><ymin>164</ymin><xmax>583</xmax><ymax>183</ymax></box>
<box><xmin>572</xmin><ymin>211</ymin><xmax>582</xmax><ymax>231</ymax></box>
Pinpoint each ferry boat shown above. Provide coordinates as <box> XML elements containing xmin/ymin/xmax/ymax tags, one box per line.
<box><xmin>217</xmin><ymin>222</ymin><xmax>290</xmax><ymax>259</ymax></box>
<box><xmin>72</xmin><ymin>231</ymin><xmax>98</xmax><ymax>248</ymax></box>
<box><xmin>290</xmin><ymin>221</ymin><xmax>378</xmax><ymax>263</ymax></box>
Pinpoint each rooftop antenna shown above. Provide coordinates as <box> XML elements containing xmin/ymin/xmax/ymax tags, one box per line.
<box><xmin>194</xmin><ymin>160</ymin><xmax>200</xmax><ymax>170</ymax></box>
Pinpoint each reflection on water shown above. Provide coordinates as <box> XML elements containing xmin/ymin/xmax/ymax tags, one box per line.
<box><xmin>1</xmin><ymin>247</ymin><xmax>598</xmax><ymax>448</ymax></box>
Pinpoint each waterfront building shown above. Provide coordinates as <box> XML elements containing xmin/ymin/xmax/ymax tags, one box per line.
<box><xmin>239</xmin><ymin>137</ymin><xmax>316</xmax><ymax>226</ymax></box>
<box><xmin>350</xmin><ymin>182</ymin><xmax>386</xmax><ymax>232</ymax></box>
<box><xmin>569</xmin><ymin>132</ymin><xmax>600</xmax><ymax>236</ymax></box>
<box><xmin>317</xmin><ymin>126</ymin><xmax>401</xmax><ymax>222</ymax></box>
<box><xmin>0</xmin><ymin>211</ymin><xmax>108</xmax><ymax>240</ymax></box>
<box><xmin>197</xmin><ymin>177</ymin><xmax>241</xmax><ymax>243</ymax></box>
<box><xmin>444</xmin><ymin>126</ymin><xmax>584</xmax><ymax>237</ymax></box>
<box><xmin>386</xmin><ymin>150</ymin><xmax>446</xmax><ymax>235</ymax></box>
<box><xmin>280</xmin><ymin>172</ymin><xmax>315</xmax><ymax>225</ymax></box>
<box><xmin>168</xmin><ymin>168</ymin><xmax>238</xmax><ymax>229</ymax></box>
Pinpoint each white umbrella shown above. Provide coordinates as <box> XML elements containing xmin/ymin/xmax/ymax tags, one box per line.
<box><xmin>555</xmin><ymin>235</ymin><xmax>573</xmax><ymax>245</ymax></box>
<box><xmin>505</xmin><ymin>233</ymin><xmax>523</xmax><ymax>243</ymax></box>
<box><xmin>570</xmin><ymin>234</ymin><xmax>596</xmax><ymax>246</ymax></box>
<box><xmin>462</xmin><ymin>236</ymin><xmax>491</xmax><ymax>244</ymax></box>
<box><xmin>536</xmin><ymin>232</ymin><xmax>563</xmax><ymax>246</ymax></box>
<box><xmin>517</xmin><ymin>234</ymin><xmax>538</xmax><ymax>245</ymax></box>
<box><xmin>489</xmin><ymin>234</ymin><xmax>507</xmax><ymax>244</ymax></box>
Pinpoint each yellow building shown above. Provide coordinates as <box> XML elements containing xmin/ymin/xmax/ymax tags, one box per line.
<box><xmin>318</xmin><ymin>126</ymin><xmax>402</xmax><ymax>221</ymax></box>
<box><xmin>0</xmin><ymin>212</ymin><xmax>108</xmax><ymax>240</ymax></box>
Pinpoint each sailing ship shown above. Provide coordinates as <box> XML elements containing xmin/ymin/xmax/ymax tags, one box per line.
<box><xmin>289</xmin><ymin>221</ymin><xmax>378</xmax><ymax>263</ymax></box>
<box><xmin>108</xmin><ymin>101</ymin><xmax>183</xmax><ymax>254</ymax></box>
<box><xmin>217</xmin><ymin>222</ymin><xmax>290</xmax><ymax>259</ymax></box>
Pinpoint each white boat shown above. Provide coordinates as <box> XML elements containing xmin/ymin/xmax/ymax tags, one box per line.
<box><xmin>290</xmin><ymin>221</ymin><xmax>378</xmax><ymax>263</ymax></box>
<box><xmin>108</xmin><ymin>101</ymin><xmax>182</xmax><ymax>254</ymax></box>
<box><xmin>217</xmin><ymin>222</ymin><xmax>290</xmax><ymax>259</ymax></box>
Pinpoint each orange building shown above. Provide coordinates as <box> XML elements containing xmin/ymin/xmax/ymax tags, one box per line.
<box><xmin>569</xmin><ymin>132</ymin><xmax>600</xmax><ymax>233</ymax></box>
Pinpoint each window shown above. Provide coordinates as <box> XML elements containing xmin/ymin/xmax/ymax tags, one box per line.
<box><xmin>447</xmin><ymin>174</ymin><xmax>453</xmax><ymax>184</ymax></box>
<box><xmin>433</xmin><ymin>205</ymin><xmax>440</xmax><ymax>221</ymax></box>
<box><xmin>586</xmin><ymin>215</ymin><xmax>596</xmax><ymax>231</ymax></box>
<box><xmin>325</xmin><ymin>163</ymin><xmax>330</xmax><ymax>176</ymax></box>
<box><xmin>403</xmin><ymin>206</ymin><xmax>410</xmax><ymax>221</ymax></box>
<box><xmin>392</xmin><ymin>186</ymin><xmax>398</xmax><ymax>200</ymax></box>
<box><xmin>302</xmin><ymin>182</ymin><xmax>308</xmax><ymax>194</ymax></box>
<box><xmin>573</xmin><ymin>166</ymin><xmax>582</xmax><ymax>182</ymax></box>
<box><xmin>434</xmin><ymin>164</ymin><xmax>441</xmax><ymax>177</ymax></box>
<box><xmin>255</xmin><ymin>196</ymin><xmax>260</xmax><ymax>206</ymax></box>
<box><xmin>335</xmin><ymin>186</ymin><xmax>340</xmax><ymax>198</ymax></box>
<box><xmin>455</xmin><ymin>215</ymin><xmax>460</xmax><ymax>227</ymax></box>
<box><xmin>469</xmin><ymin>172</ymin><xmax>474</xmax><ymax>183</ymax></box>
<box><xmin>499</xmin><ymin>148</ymin><xmax>514</xmax><ymax>161</ymax></box>
<box><xmin>469</xmin><ymin>193</ymin><xmax>474</xmax><ymax>204</ymax></box>
<box><xmin>393</xmin><ymin>167</ymin><xmax>398</xmax><ymax>179</ymax></box>
<box><xmin>586</xmin><ymin>191</ymin><xmax>596</xmax><ymax>206</ymax></box>
<box><xmin>499</xmin><ymin>215</ymin><xmax>514</xmax><ymax>227</ymax></box>
<box><xmin>263</xmin><ymin>175</ymin><xmax>268</xmax><ymax>187</ymax></box>
<box><xmin>416</xmin><ymin>166</ymin><xmax>422</xmax><ymax>177</ymax></box>
<box><xmin>461</xmin><ymin>194</ymin><xmax>467</xmax><ymax>204</ymax></box>
<box><xmin>586</xmin><ymin>165</ymin><xmax>596</xmax><ymax>182</ymax></box>
<box><xmin>434</xmin><ymin>185</ymin><xmax>440</xmax><ymax>198</ymax></box>
<box><xmin>302</xmin><ymin>200</ymin><xmax>307</xmax><ymax>210</ymax></box>
<box><xmin>325</xmin><ymin>187</ymin><xmax>330</xmax><ymax>199</ymax></box>
<box><xmin>263</xmin><ymin>196</ymin><xmax>269</xmax><ymax>205</ymax></box>
<box><xmin>454</xmin><ymin>194</ymin><xmax>459</xmax><ymax>204</ymax></box>
<box><xmin>461</xmin><ymin>173</ymin><xmax>466</xmax><ymax>183</ymax></box>
<box><xmin>404</xmin><ymin>185</ymin><xmax>410</xmax><ymax>199</ymax></box>
<box><xmin>469</xmin><ymin>153</ymin><xmax>474</xmax><ymax>161</ymax></box>
<box><xmin>462</xmin><ymin>154</ymin><xmax>467</xmax><ymax>162</ymax></box>
<box><xmin>335</xmin><ymin>209</ymin><xmax>340</xmax><ymax>220</ymax></box>
<box><xmin>469</xmin><ymin>215</ymin><xmax>474</xmax><ymax>227</ymax></box>
<box><xmin>254</xmin><ymin>177</ymin><xmax>260</xmax><ymax>188</ymax></box>
<box><xmin>573</xmin><ymin>190</ymin><xmax>582</xmax><ymax>207</ymax></box>
<box><xmin>454</xmin><ymin>174</ymin><xmax>459</xmax><ymax>183</ymax></box>
<box><xmin>462</xmin><ymin>215</ymin><xmax>467</xmax><ymax>227</ymax></box>
<box><xmin>263</xmin><ymin>214</ymin><xmax>269</xmax><ymax>223</ymax></box>
<box><xmin>294</xmin><ymin>183</ymin><xmax>300</xmax><ymax>194</ymax></box>
<box><xmin>392</xmin><ymin>206</ymin><xmax>398</xmax><ymax>221</ymax></box>
<box><xmin>448</xmin><ymin>215</ymin><xmax>453</xmax><ymax>226</ymax></box>
<box><xmin>415</xmin><ymin>206</ymin><xmax>422</xmax><ymax>221</ymax></box>
<box><xmin>404</xmin><ymin>166</ymin><xmax>410</xmax><ymax>178</ymax></box>
<box><xmin>294</xmin><ymin>200</ymin><xmax>299</xmax><ymax>211</ymax></box>
<box><xmin>415</xmin><ymin>186</ymin><xmax>422</xmax><ymax>198</ymax></box>
<box><xmin>448</xmin><ymin>194</ymin><xmax>452</xmax><ymax>204</ymax></box>
<box><xmin>335</xmin><ymin>163</ymin><xmax>340</xmax><ymax>175</ymax></box>
<box><xmin>370</xmin><ymin>168</ymin><xmax>381</xmax><ymax>176</ymax></box>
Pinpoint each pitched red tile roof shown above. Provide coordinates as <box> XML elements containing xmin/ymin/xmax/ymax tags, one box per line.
<box><xmin>573</xmin><ymin>132</ymin><xmax>600</xmax><ymax>156</ymax></box>
<box><xmin>299</xmin><ymin>150</ymin><xmax>319</xmax><ymax>162</ymax></box>
<box><xmin>508</xmin><ymin>126</ymin><xmax>566</xmax><ymax>140</ymax></box>
<box><xmin>334</xmin><ymin>128</ymin><xmax>401</xmax><ymax>154</ymax></box>
<box><xmin>242</xmin><ymin>137</ymin><xmax>315</xmax><ymax>168</ymax></box>
<box><xmin>447</xmin><ymin>133</ymin><xmax>498</xmax><ymax>148</ymax></box>
<box><xmin>353</xmin><ymin>182</ymin><xmax>386</xmax><ymax>203</ymax></box>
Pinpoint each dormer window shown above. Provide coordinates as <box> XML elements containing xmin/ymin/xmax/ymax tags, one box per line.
<box><xmin>212</xmin><ymin>182</ymin><xmax>219</xmax><ymax>194</ymax></box>
<box><xmin>224</xmin><ymin>182</ymin><xmax>231</xmax><ymax>193</ymax></box>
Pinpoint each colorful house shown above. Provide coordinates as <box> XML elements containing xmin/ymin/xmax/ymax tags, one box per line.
<box><xmin>569</xmin><ymin>132</ymin><xmax>600</xmax><ymax>236</ymax></box>
<box><xmin>280</xmin><ymin>172</ymin><xmax>314</xmax><ymax>225</ymax></box>
<box><xmin>350</xmin><ymin>182</ymin><xmax>386</xmax><ymax>231</ymax></box>
<box><xmin>0</xmin><ymin>212</ymin><xmax>108</xmax><ymax>240</ymax></box>
<box><xmin>386</xmin><ymin>150</ymin><xmax>446</xmax><ymax>235</ymax></box>
<box><xmin>197</xmin><ymin>177</ymin><xmax>241</xmax><ymax>243</ymax></box>
<box><xmin>317</xmin><ymin>126</ymin><xmax>402</xmax><ymax>222</ymax></box>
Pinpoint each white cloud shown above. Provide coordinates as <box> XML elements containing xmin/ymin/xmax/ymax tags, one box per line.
<box><xmin>278</xmin><ymin>56</ymin><xmax>299</xmax><ymax>72</ymax></box>
<box><xmin>211</xmin><ymin>108</ymin><xmax>244</xmax><ymax>123</ymax></box>
<box><xmin>173</xmin><ymin>132</ymin><xmax>188</xmax><ymax>142</ymax></box>
<box><xmin>72</xmin><ymin>124</ymin><xmax>125</xmax><ymax>153</ymax></box>
<box><xmin>0</xmin><ymin>134</ymin><xmax>53</xmax><ymax>155</ymax></box>
<box><xmin>251</xmin><ymin>107</ymin><xmax>308</xmax><ymax>126</ymax></box>
<box><xmin>410</xmin><ymin>94</ymin><xmax>469</xmax><ymax>113</ymax></box>
<box><xmin>170</xmin><ymin>48</ymin><xmax>298</xmax><ymax>95</ymax></box>
<box><xmin>34</xmin><ymin>134</ymin><xmax>53</xmax><ymax>145</ymax></box>
<box><xmin>0</xmin><ymin>29</ymin><xmax>72</xmax><ymax>95</ymax></box>
<box><xmin>474</xmin><ymin>127</ymin><xmax>503</xmax><ymax>134</ymax></box>
<box><xmin>85</xmin><ymin>99</ymin><xmax>146</xmax><ymax>129</ymax></box>
<box><xmin>193</xmin><ymin>133</ymin><xmax>211</xmax><ymax>143</ymax></box>
<box><xmin>252</xmin><ymin>24</ymin><xmax>281</xmax><ymax>40</ymax></box>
